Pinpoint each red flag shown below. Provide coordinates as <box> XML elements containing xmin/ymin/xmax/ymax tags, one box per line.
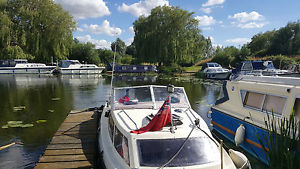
<box><xmin>131</xmin><ymin>97</ymin><xmax>171</xmax><ymax>134</ymax></box>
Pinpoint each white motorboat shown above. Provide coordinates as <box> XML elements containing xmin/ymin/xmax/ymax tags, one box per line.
<box><xmin>201</xmin><ymin>63</ymin><xmax>231</xmax><ymax>80</ymax></box>
<box><xmin>98</xmin><ymin>85</ymin><xmax>250</xmax><ymax>169</ymax></box>
<box><xmin>211</xmin><ymin>75</ymin><xmax>300</xmax><ymax>164</ymax></box>
<box><xmin>54</xmin><ymin>60</ymin><xmax>105</xmax><ymax>74</ymax></box>
<box><xmin>0</xmin><ymin>59</ymin><xmax>56</xmax><ymax>74</ymax></box>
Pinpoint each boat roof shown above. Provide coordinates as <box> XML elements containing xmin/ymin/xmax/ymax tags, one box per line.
<box><xmin>233</xmin><ymin>75</ymin><xmax>300</xmax><ymax>86</ymax></box>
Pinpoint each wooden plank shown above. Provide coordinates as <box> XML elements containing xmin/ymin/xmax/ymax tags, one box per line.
<box><xmin>35</xmin><ymin>110</ymin><xmax>99</xmax><ymax>169</ymax></box>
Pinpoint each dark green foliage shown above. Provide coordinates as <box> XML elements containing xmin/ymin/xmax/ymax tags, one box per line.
<box><xmin>247</xmin><ymin>21</ymin><xmax>300</xmax><ymax>57</ymax></box>
<box><xmin>267</xmin><ymin>55</ymin><xmax>296</xmax><ymax>69</ymax></box>
<box><xmin>111</xmin><ymin>38</ymin><xmax>126</xmax><ymax>56</ymax></box>
<box><xmin>120</xmin><ymin>54</ymin><xmax>133</xmax><ymax>65</ymax></box>
<box><xmin>133</xmin><ymin>6</ymin><xmax>207</xmax><ymax>66</ymax></box>
<box><xmin>126</xmin><ymin>43</ymin><xmax>136</xmax><ymax>57</ymax></box>
<box><xmin>69</xmin><ymin>42</ymin><xmax>100</xmax><ymax>65</ymax></box>
<box><xmin>195</xmin><ymin>71</ymin><xmax>205</xmax><ymax>78</ymax></box>
<box><xmin>98</xmin><ymin>49</ymin><xmax>121</xmax><ymax>66</ymax></box>
<box><xmin>211</xmin><ymin>46</ymin><xmax>248</xmax><ymax>67</ymax></box>
<box><xmin>158</xmin><ymin>64</ymin><xmax>183</xmax><ymax>75</ymax></box>
<box><xmin>258</xmin><ymin>112</ymin><xmax>300</xmax><ymax>169</ymax></box>
<box><xmin>0</xmin><ymin>0</ymin><xmax>76</xmax><ymax>62</ymax></box>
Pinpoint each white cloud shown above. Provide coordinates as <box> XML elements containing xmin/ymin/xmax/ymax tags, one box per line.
<box><xmin>228</xmin><ymin>11</ymin><xmax>263</xmax><ymax>23</ymax></box>
<box><xmin>118</xmin><ymin>0</ymin><xmax>169</xmax><ymax>17</ymax></box>
<box><xmin>125</xmin><ymin>38</ymin><xmax>134</xmax><ymax>46</ymax></box>
<box><xmin>212</xmin><ymin>44</ymin><xmax>223</xmax><ymax>48</ymax></box>
<box><xmin>82</xmin><ymin>20</ymin><xmax>122</xmax><ymax>36</ymax></box>
<box><xmin>129</xmin><ymin>26</ymin><xmax>135</xmax><ymax>34</ymax></box>
<box><xmin>76</xmin><ymin>35</ymin><xmax>111</xmax><ymax>49</ymax></box>
<box><xmin>55</xmin><ymin>0</ymin><xmax>110</xmax><ymax>19</ymax></box>
<box><xmin>225</xmin><ymin>38</ymin><xmax>251</xmax><ymax>44</ymax></box>
<box><xmin>195</xmin><ymin>15</ymin><xmax>216</xmax><ymax>26</ymax></box>
<box><xmin>237</xmin><ymin>22</ymin><xmax>266</xmax><ymax>29</ymax></box>
<box><xmin>228</xmin><ymin>11</ymin><xmax>266</xmax><ymax>29</ymax></box>
<box><xmin>200</xmin><ymin>8</ymin><xmax>212</xmax><ymax>14</ymax></box>
<box><xmin>76</xmin><ymin>27</ymin><xmax>83</xmax><ymax>32</ymax></box>
<box><xmin>202</xmin><ymin>0</ymin><xmax>225</xmax><ymax>7</ymax></box>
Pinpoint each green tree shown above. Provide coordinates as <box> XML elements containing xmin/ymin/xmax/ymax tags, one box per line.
<box><xmin>248</xmin><ymin>31</ymin><xmax>275</xmax><ymax>57</ymax></box>
<box><xmin>269</xmin><ymin>21</ymin><xmax>300</xmax><ymax>56</ymax></box>
<box><xmin>111</xmin><ymin>38</ymin><xmax>126</xmax><ymax>56</ymax></box>
<box><xmin>133</xmin><ymin>6</ymin><xmax>206</xmax><ymax>66</ymax></box>
<box><xmin>98</xmin><ymin>49</ymin><xmax>121</xmax><ymax>66</ymax></box>
<box><xmin>126</xmin><ymin>43</ymin><xmax>136</xmax><ymax>57</ymax></box>
<box><xmin>0</xmin><ymin>0</ymin><xmax>76</xmax><ymax>62</ymax></box>
<box><xmin>69</xmin><ymin>42</ymin><xmax>100</xmax><ymax>65</ymax></box>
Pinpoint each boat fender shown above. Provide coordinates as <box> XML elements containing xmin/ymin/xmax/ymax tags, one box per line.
<box><xmin>229</xmin><ymin>149</ymin><xmax>251</xmax><ymax>169</ymax></box>
<box><xmin>235</xmin><ymin>124</ymin><xmax>245</xmax><ymax>146</ymax></box>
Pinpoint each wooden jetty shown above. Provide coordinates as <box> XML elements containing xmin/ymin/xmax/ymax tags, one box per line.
<box><xmin>35</xmin><ymin>109</ymin><xmax>100</xmax><ymax>169</ymax></box>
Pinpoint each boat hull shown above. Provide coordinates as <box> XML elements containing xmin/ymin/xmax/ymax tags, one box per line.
<box><xmin>211</xmin><ymin>107</ymin><xmax>269</xmax><ymax>164</ymax></box>
<box><xmin>0</xmin><ymin>67</ymin><xmax>55</xmax><ymax>74</ymax></box>
<box><xmin>56</xmin><ymin>68</ymin><xmax>104</xmax><ymax>75</ymax></box>
<box><xmin>205</xmin><ymin>72</ymin><xmax>231</xmax><ymax>80</ymax></box>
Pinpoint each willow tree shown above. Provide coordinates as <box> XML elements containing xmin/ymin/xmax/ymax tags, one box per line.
<box><xmin>133</xmin><ymin>6</ymin><xmax>206</xmax><ymax>66</ymax></box>
<box><xmin>0</xmin><ymin>0</ymin><xmax>76</xmax><ymax>62</ymax></box>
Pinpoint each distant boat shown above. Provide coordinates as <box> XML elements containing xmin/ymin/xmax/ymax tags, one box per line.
<box><xmin>231</xmin><ymin>60</ymin><xmax>295</xmax><ymax>77</ymax></box>
<box><xmin>53</xmin><ymin>60</ymin><xmax>104</xmax><ymax>75</ymax></box>
<box><xmin>201</xmin><ymin>62</ymin><xmax>231</xmax><ymax>80</ymax></box>
<box><xmin>0</xmin><ymin>59</ymin><xmax>56</xmax><ymax>74</ymax></box>
<box><xmin>108</xmin><ymin>63</ymin><xmax>158</xmax><ymax>73</ymax></box>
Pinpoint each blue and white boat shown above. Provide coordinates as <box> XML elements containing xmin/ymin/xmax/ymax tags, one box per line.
<box><xmin>54</xmin><ymin>60</ymin><xmax>105</xmax><ymax>75</ymax></box>
<box><xmin>231</xmin><ymin>60</ymin><xmax>294</xmax><ymax>77</ymax></box>
<box><xmin>201</xmin><ymin>63</ymin><xmax>231</xmax><ymax>80</ymax></box>
<box><xmin>210</xmin><ymin>75</ymin><xmax>300</xmax><ymax>164</ymax></box>
<box><xmin>108</xmin><ymin>63</ymin><xmax>158</xmax><ymax>73</ymax></box>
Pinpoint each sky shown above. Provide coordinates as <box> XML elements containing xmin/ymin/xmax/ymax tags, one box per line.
<box><xmin>54</xmin><ymin>0</ymin><xmax>300</xmax><ymax>49</ymax></box>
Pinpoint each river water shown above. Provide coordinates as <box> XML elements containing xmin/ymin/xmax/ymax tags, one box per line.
<box><xmin>0</xmin><ymin>74</ymin><xmax>265</xmax><ymax>169</ymax></box>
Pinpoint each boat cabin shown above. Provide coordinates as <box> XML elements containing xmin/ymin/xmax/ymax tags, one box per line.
<box><xmin>201</xmin><ymin>62</ymin><xmax>223</xmax><ymax>71</ymax></box>
<box><xmin>100</xmin><ymin>85</ymin><xmax>236</xmax><ymax>169</ymax></box>
<box><xmin>232</xmin><ymin>60</ymin><xmax>278</xmax><ymax>75</ymax></box>
<box><xmin>108</xmin><ymin>63</ymin><xmax>158</xmax><ymax>73</ymax></box>
<box><xmin>0</xmin><ymin>59</ymin><xmax>28</xmax><ymax>67</ymax></box>
<box><xmin>58</xmin><ymin>60</ymin><xmax>81</xmax><ymax>68</ymax></box>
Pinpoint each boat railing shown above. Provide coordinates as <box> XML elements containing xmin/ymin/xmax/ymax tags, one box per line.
<box><xmin>120</xmin><ymin>109</ymin><xmax>138</xmax><ymax>129</ymax></box>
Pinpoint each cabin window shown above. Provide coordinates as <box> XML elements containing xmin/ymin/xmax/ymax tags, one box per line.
<box><xmin>133</xmin><ymin>67</ymin><xmax>137</xmax><ymax>70</ymax></box>
<box><xmin>242</xmin><ymin>90</ymin><xmax>287</xmax><ymax>116</ymax></box>
<box><xmin>262</xmin><ymin>95</ymin><xmax>286</xmax><ymax>115</ymax></box>
<box><xmin>144</xmin><ymin>66</ymin><xmax>148</xmax><ymax>70</ymax></box>
<box><xmin>293</xmin><ymin>98</ymin><xmax>300</xmax><ymax>117</ymax></box>
<box><xmin>113</xmin><ymin>127</ymin><xmax>130</xmax><ymax>165</ymax></box>
<box><xmin>108</xmin><ymin>116</ymin><xmax>114</xmax><ymax>141</ymax></box>
<box><xmin>122</xmin><ymin>66</ymin><xmax>126</xmax><ymax>70</ymax></box>
<box><xmin>243</xmin><ymin>91</ymin><xmax>265</xmax><ymax>109</ymax></box>
<box><xmin>242</xmin><ymin>62</ymin><xmax>252</xmax><ymax>70</ymax></box>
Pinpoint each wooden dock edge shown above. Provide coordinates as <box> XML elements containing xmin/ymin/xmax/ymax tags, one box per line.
<box><xmin>34</xmin><ymin>106</ymin><xmax>104</xmax><ymax>169</ymax></box>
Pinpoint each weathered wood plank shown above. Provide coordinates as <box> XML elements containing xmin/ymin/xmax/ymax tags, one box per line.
<box><xmin>34</xmin><ymin>110</ymin><xmax>99</xmax><ymax>169</ymax></box>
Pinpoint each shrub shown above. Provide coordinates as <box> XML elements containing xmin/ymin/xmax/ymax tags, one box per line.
<box><xmin>267</xmin><ymin>55</ymin><xmax>295</xmax><ymax>69</ymax></box>
<box><xmin>158</xmin><ymin>63</ymin><xmax>183</xmax><ymax>75</ymax></box>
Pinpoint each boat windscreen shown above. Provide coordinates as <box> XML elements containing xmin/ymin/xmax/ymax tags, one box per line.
<box><xmin>153</xmin><ymin>87</ymin><xmax>189</xmax><ymax>108</ymax></box>
<box><xmin>114</xmin><ymin>87</ymin><xmax>153</xmax><ymax>110</ymax></box>
<box><xmin>137</xmin><ymin>137</ymin><xmax>219</xmax><ymax>167</ymax></box>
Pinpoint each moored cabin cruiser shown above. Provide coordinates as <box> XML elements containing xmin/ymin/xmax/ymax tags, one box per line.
<box><xmin>0</xmin><ymin>59</ymin><xmax>56</xmax><ymax>74</ymax></box>
<box><xmin>54</xmin><ymin>60</ymin><xmax>105</xmax><ymax>74</ymax></box>
<box><xmin>211</xmin><ymin>75</ymin><xmax>300</xmax><ymax>164</ymax></box>
<box><xmin>99</xmin><ymin>85</ymin><xmax>250</xmax><ymax>169</ymax></box>
<box><xmin>201</xmin><ymin>63</ymin><xmax>231</xmax><ymax>80</ymax></box>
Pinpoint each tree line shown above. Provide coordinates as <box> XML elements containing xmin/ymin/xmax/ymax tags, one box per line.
<box><xmin>0</xmin><ymin>0</ymin><xmax>299</xmax><ymax>70</ymax></box>
<box><xmin>211</xmin><ymin>21</ymin><xmax>300</xmax><ymax>69</ymax></box>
